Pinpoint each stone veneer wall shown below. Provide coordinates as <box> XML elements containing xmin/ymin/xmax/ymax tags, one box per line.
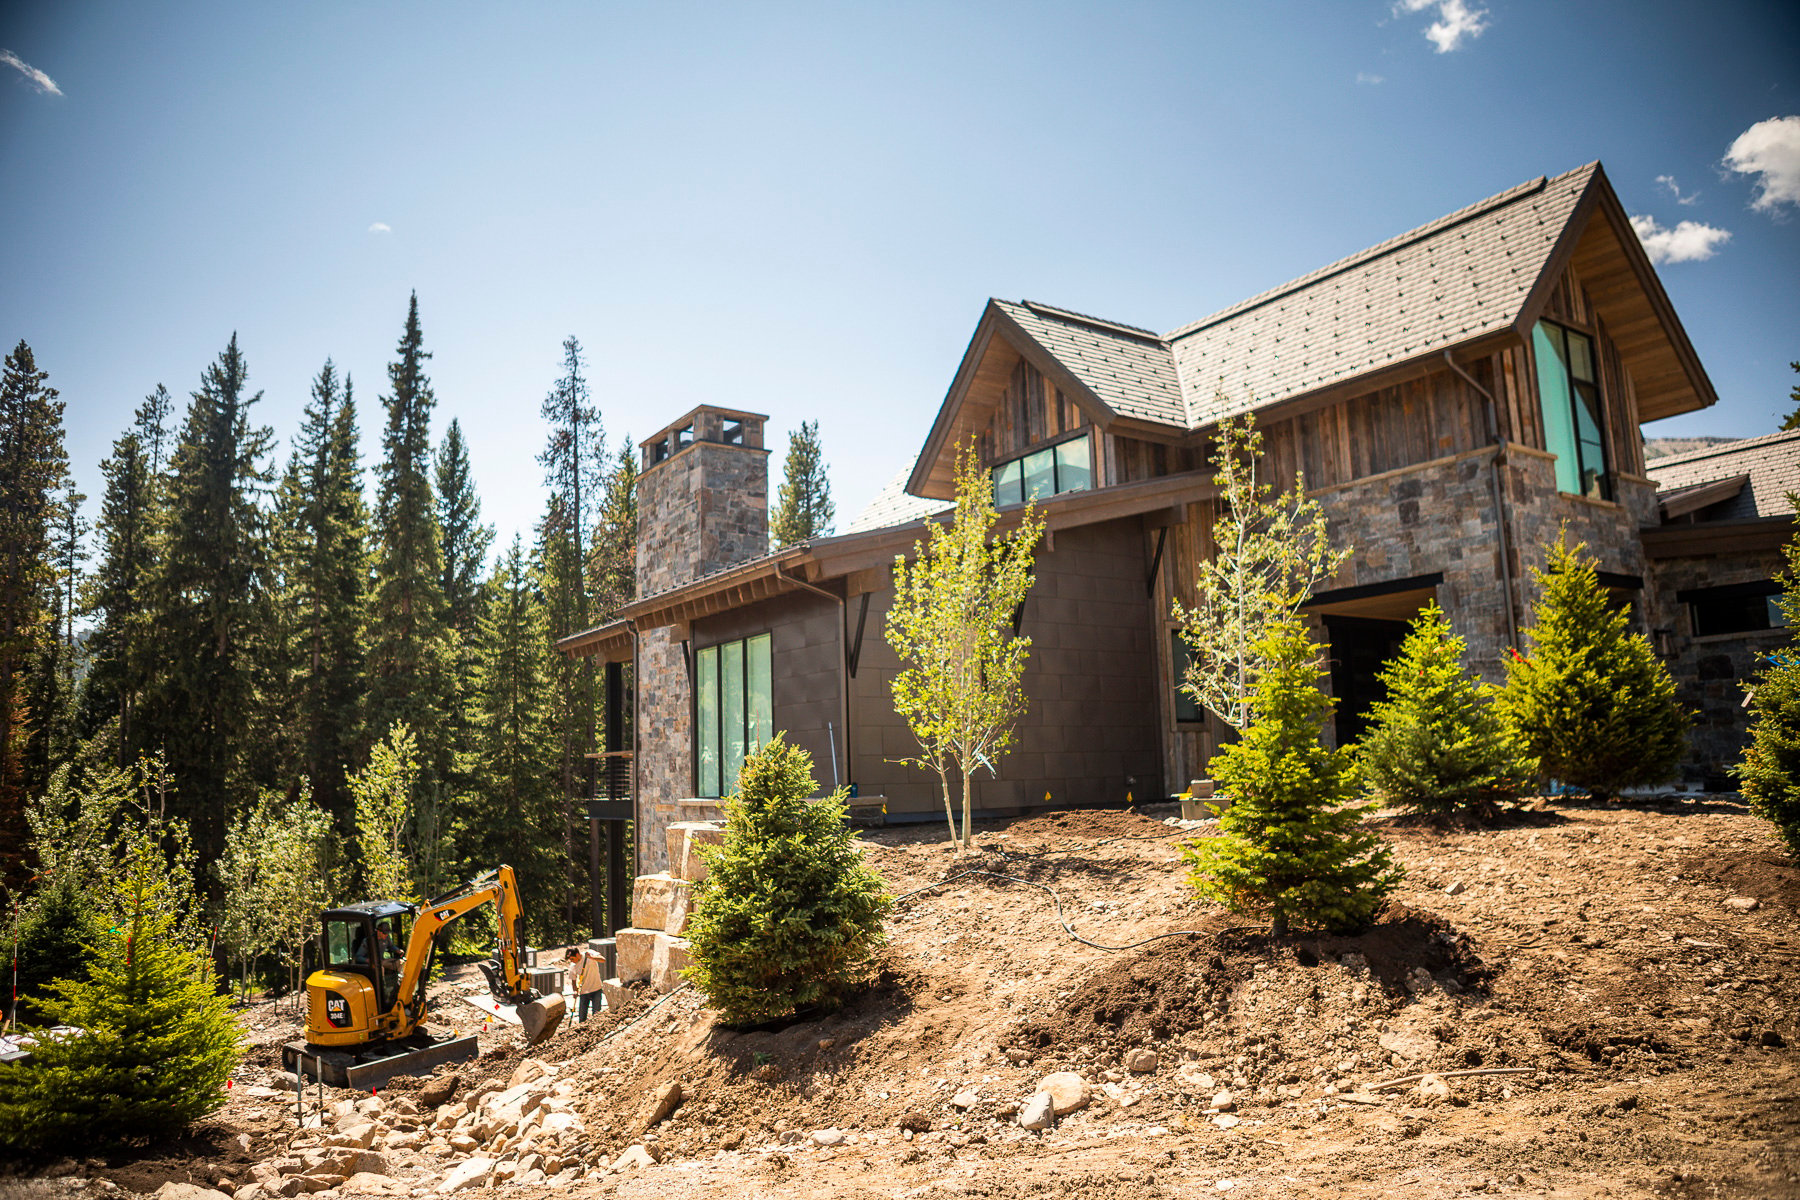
<box><xmin>1644</xmin><ymin>549</ymin><xmax>1790</xmax><ymax>785</ymax></box>
<box><xmin>633</xmin><ymin>628</ymin><xmax>690</xmax><ymax>875</ymax></box>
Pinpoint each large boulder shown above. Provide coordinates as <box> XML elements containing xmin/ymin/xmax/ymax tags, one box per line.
<box><xmin>669</xmin><ymin>822</ymin><xmax>726</xmax><ymax>884</ymax></box>
<box><xmin>437</xmin><ymin>1157</ymin><xmax>495</xmax><ymax>1194</ymax></box>
<box><xmin>1035</xmin><ymin>1072</ymin><xmax>1090</xmax><ymax>1116</ymax></box>
<box><xmin>630</xmin><ymin>874</ymin><xmax>685</xmax><ymax>932</ymax></box>
<box><xmin>615</xmin><ymin>928</ymin><xmax>657</xmax><ymax>983</ymax></box>
<box><xmin>651</xmin><ymin>934</ymin><xmax>692</xmax><ymax>994</ymax></box>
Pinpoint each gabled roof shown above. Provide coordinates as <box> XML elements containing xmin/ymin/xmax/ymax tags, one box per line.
<box><xmin>845</xmin><ymin>454</ymin><xmax>953</xmax><ymax>533</ymax></box>
<box><xmin>910</xmin><ymin>162</ymin><xmax>1717</xmax><ymax>499</ymax></box>
<box><xmin>1647</xmin><ymin>429</ymin><xmax>1800</xmax><ymax>522</ymax></box>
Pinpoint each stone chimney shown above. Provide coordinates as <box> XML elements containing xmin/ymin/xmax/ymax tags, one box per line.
<box><xmin>632</xmin><ymin>406</ymin><xmax>769</xmax><ymax>874</ymax></box>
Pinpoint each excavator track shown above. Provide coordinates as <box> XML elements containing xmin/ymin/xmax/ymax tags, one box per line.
<box><xmin>283</xmin><ymin>1026</ymin><xmax>478</xmax><ymax>1090</ymax></box>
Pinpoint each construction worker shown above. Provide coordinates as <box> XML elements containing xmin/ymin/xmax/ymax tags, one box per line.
<box><xmin>567</xmin><ymin>946</ymin><xmax>605</xmax><ymax>1022</ymax></box>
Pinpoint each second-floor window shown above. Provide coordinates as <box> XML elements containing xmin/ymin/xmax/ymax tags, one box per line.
<box><xmin>992</xmin><ymin>435</ymin><xmax>1093</xmax><ymax>506</ymax></box>
<box><xmin>1533</xmin><ymin>320</ymin><xmax>1611</xmax><ymax>501</ymax></box>
<box><xmin>696</xmin><ymin>632</ymin><xmax>772</xmax><ymax>798</ymax></box>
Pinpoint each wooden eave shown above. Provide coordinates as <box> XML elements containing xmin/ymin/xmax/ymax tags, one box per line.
<box><xmin>1517</xmin><ymin>165</ymin><xmax>1717</xmax><ymax>423</ymax></box>
<box><xmin>555</xmin><ymin>617</ymin><xmax>633</xmax><ymax>662</ymax></box>
<box><xmin>1640</xmin><ymin>516</ymin><xmax>1796</xmax><ymax>560</ymax></box>
<box><xmin>907</xmin><ymin>301</ymin><xmax>1137</xmax><ymax>501</ymax></box>
<box><xmin>1658</xmin><ymin>474</ymin><xmax>1749</xmax><ymax>522</ymax></box>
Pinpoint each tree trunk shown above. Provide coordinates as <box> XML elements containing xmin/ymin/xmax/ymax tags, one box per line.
<box><xmin>937</xmin><ymin>763</ymin><xmax>959</xmax><ymax>853</ymax></box>
<box><xmin>960</xmin><ymin>770</ymin><xmax>973</xmax><ymax>856</ymax></box>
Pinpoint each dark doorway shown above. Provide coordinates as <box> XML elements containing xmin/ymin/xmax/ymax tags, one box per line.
<box><xmin>1323</xmin><ymin>616</ymin><xmax>1410</xmax><ymax>747</ymax></box>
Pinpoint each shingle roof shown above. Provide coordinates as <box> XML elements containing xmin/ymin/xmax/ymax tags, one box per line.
<box><xmin>992</xmin><ymin>300</ymin><xmax>1187</xmax><ymax>426</ymax></box>
<box><xmin>846</xmin><ymin>455</ymin><xmax>953</xmax><ymax>533</ymax></box>
<box><xmin>1646</xmin><ymin>429</ymin><xmax>1800</xmax><ymax>522</ymax></box>
<box><xmin>991</xmin><ymin>164</ymin><xmax>1600</xmax><ymax>431</ymax></box>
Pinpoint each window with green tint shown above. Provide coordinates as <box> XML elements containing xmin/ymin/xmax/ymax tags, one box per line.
<box><xmin>990</xmin><ymin>434</ymin><xmax>1093</xmax><ymax>505</ymax></box>
<box><xmin>694</xmin><ymin>632</ymin><xmax>774</xmax><ymax>797</ymax></box>
<box><xmin>1533</xmin><ymin>320</ymin><xmax>1610</xmax><ymax>500</ymax></box>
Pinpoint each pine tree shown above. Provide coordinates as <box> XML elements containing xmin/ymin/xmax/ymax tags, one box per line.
<box><xmin>537</xmin><ymin>336</ymin><xmax>605</xmax><ymax>927</ymax></box>
<box><xmin>684</xmin><ymin>734</ymin><xmax>891</xmax><ymax>1025</ymax></box>
<box><xmin>30</xmin><ymin>480</ymin><xmax>87</xmax><ymax>777</ymax></box>
<box><xmin>590</xmin><ymin>442</ymin><xmax>638</xmax><ymax>618</ymax></box>
<box><xmin>140</xmin><ymin>336</ymin><xmax>274</xmax><ymax>860</ymax></box>
<box><xmin>434</xmin><ymin>417</ymin><xmax>493</xmax><ymax>827</ymax></box>
<box><xmin>0</xmin><ymin>828</ymin><xmax>241</xmax><ymax>1149</ymax></box>
<box><xmin>1356</xmin><ymin>601</ymin><xmax>1536</xmax><ymax>817</ymax></box>
<box><xmin>1738</xmin><ymin>504</ymin><xmax>1800</xmax><ymax>855</ymax></box>
<box><xmin>770</xmin><ymin>419</ymin><xmax>835</xmax><ymax>547</ymax></box>
<box><xmin>80</xmin><ymin>389</ymin><xmax>170</xmax><ymax>760</ymax></box>
<box><xmin>367</xmin><ymin>296</ymin><xmax>455</xmax><ymax>865</ymax></box>
<box><xmin>273</xmin><ymin>364</ymin><xmax>370</xmax><ymax>821</ymax></box>
<box><xmin>1497</xmin><ymin>534</ymin><xmax>1687</xmax><ymax>799</ymax></box>
<box><xmin>453</xmin><ymin>537</ymin><xmax>566</xmax><ymax>943</ymax></box>
<box><xmin>0</xmin><ymin>341</ymin><xmax>67</xmax><ymax>890</ymax></box>
<box><xmin>7</xmin><ymin>872</ymin><xmax>103</xmax><ymax>1025</ymax></box>
<box><xmin>1182</xmin><ymin>618</ymin><xmax>1402</xmax><ymax>935</ymax></box>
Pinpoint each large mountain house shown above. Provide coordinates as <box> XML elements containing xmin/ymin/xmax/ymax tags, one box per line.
<box><xmin>558</xmin><ymin>162</ymin><xmax>1778</xmax><ymax>875</ymax></box>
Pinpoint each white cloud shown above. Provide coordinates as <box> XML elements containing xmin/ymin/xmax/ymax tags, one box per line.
<box><xmin>0</xmin><ymin>50</ymin><xmax>61</xmax><ymax>96</ymax></box>
<box><xmin>368</xmin><ymin>222</ymin><xmax>392</xmax><ymax>234</ymax></box>
<box><xmin>1724</xmin><ymin>115</ymin><xmax>1800</xmax><ymax>213</ymax></box>
<box><xmin>1394</xmin><ymin>0</ymin><xmax>1489</xmax><ymax>53</ymax></box>
<box><xmin>1630</xmin><ymin>214</ymin><xmax>1731</xmax><ymax>264</ymax></box>
<box><xmin>1356</xmin><ymin>72</ymin><xmax>1385</xmax><ymax>85</ymax></box>
<box><xmin>1655</xmin><ymin>174</ymin><xmax>1699</xmax><ymax>206</ymax></box>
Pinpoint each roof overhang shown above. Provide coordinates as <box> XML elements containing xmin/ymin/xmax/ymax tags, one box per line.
<box><xmin>1518</xmin><ymin>164</ymin><xmax>1717</xmax><ymax>422</ymax></box>
<box><xmin>1658</xmin><ymin>474</ymin><xmax>1749</xmax><ymax>522</ymax></box>
<box><xmin>1640</xmin><ymin>516</ymin><xmax>1796</xmax><ymax>560</ymax></box>
<box><xmin>560</xmin><ymin>470</ymin><xmax>1220</xmax><ymax>646</ymax></box>
<box><xmin>907</xmin><ymin>300</ymin><xmax>1129</xmax><ymax>501</ymax></box>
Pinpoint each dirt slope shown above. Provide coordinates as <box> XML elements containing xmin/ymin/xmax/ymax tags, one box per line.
<box><xmin>15</xmin><ymin>797</ymin><xmax>1799</xmax><ymax>1200</ymax></box>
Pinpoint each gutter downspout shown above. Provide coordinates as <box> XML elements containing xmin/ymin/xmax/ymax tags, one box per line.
<box><xmin>1443</xmin><ymin>350</ymin><xmax>1521</xmax><ymax>652</ymax></box>
<box><xmin>777</xmin><ymin>564</ymin><xmax>852</xmax><ymax>795</ymax></box>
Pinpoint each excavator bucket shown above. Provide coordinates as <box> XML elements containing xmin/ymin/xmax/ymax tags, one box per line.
<box><xmin>518</xmin><ymin>992</ymin><xmax>566</xmax><ymax>1044</ymax></box>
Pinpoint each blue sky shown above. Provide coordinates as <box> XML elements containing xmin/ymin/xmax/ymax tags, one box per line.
<box><xmin>3</xmin><ymin>2</ymin><xmax>1797</xmax><ymax>553</ymax></box>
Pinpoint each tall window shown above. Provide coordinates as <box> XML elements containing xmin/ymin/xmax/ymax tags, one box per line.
<box><xmin>695</xmin><ymin>632</ymin><xmax>773</xmax><ymax>797</ymax></box>
<box><xmin>992</xmin><ymin>435</ymin><xmax>1093</xmax><ymax>506</ymax></box>
<box><xmin>1533</xmin><ymin>320</ymin><xmax>1610</xmax><ymax>500</ymax></box>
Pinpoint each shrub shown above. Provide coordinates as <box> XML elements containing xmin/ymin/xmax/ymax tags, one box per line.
<box><xmin>1356</xmin><ymin>600</ymin><xmax>1536</xmax><ymax>816</ymax></box>
<box><xmin>1497</xmin><ymin>534</ymin><xmax>1686</xmax><ymax>799</ymax></box>
<box><xmin>7</xmin><ymin>873</ymin><xmax>104</xmax><ymax>1025</ymax></box>
<box><xmin>684</xmin><ymin>734</ymin><xmax>892</xmax><ymax>1025</ymax></box>
<box><xmin>1182</xmin><ymin>619</ymin><xmax>1402</xmax><ymax>935</ymax></box>
<box><xmin>1739</xmin><ymin>506</ymin><xmax>1800</xmax><ymax>855</ymax></box>
<box><xmin>0</xmin><ymin>831</ymin><xmax>242</xmax><ymax>1150</ymax></box>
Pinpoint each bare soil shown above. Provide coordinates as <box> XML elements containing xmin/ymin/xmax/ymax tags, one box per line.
<box><xmin>7</xmin><ymin>796</ymin><xmax>1798</xmax><ymax>1199</ymax></box>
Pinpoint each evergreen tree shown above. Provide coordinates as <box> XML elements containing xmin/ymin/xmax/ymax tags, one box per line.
<box><xmin>770</xmin><ymin>419</ymin><xmax>835</xmax><ymax>547</ymax></box>
<box><xmin>434</xmin><ymin>417</ymin><xmax>493</xmax><ymax>825</ymax></box>
<box><xmin>537</xmin><ymin>336</ymin><xmax>605</xmax><ymax>926</ymax></box>
<box><xmin>590</xmin><ymin>442</ymin><xmax>638</xmax><ymax>618</ymax></box>
<box><xmin>453</xmin><ymin>537</ymin><xmax>566</xmax><ymax>943</ymax></box>
<box><xmin>0</xmin><ymin>342</ymin><xmax>68</xmax><ymax>891</ymax></box>
<box><xmin>684</xmin><ymin>734</ymin><xmax>891</xmax><ymax>1025</ymax></box>
<box><xmin>31</xmin><ymin>480</ymin><xmax>87</xmax><ymax>778</ymax></box>
<box><xmin>1738</xmin><ymin>504</ymin><xmax>1800</xmax><ymax>855</ymax></box>
<box><xmin>1182</xmin><ymin>618</ymin><xmax>1402</xmax><ymax>935</ymax></box>
<box><xmin>140</xmin><ymin>336</ymin><xmax>273</xmax><ymax>860</ymax></box>
<box><xmin>1497</xmin><ymin>534</ymin><xmax>1687</xmax><ymax>799</ymax></box>
<box><xmin>1356</xmin><ymin>601</ymin><xmax>1535</xmax><ymax>817</ymax></box>
<box><xmin>267</xmin><ymin>362</ymin><xmax>368</xmax><ymax>822</ymax></box>
<box><xmin>367</xmin><ymin>295</ymin><xmax>455</xmax><ymax>870</ymax></box>
<box><xmin>7</xmin><ymin>872</ymin><xmax>103</xmax><ymax>1025</ymax></box>
<box><xmin>0</xmin><ymin>828</ymin><xmax>240</xmax><ymax>1150</ymax></box>
<box><xmin>80</xmin><ymin>389</ymin><xmax>171</xmax><ymax>760</ymax></box>
<box><xmin>1780</xmin><ymin>361</ymin><xmax>1799</xmax><ymax>433</ymax></box>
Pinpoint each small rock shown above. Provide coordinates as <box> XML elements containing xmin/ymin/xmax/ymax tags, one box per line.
<box><xmin>610</xmin><ymin>1145</ymin><xmax>658</xmax><ymax>1172</ymax></box>
<box><xmin>1211</xmin><ymin>1114</ymin><xmax>1241</xmax><ymax>1129</ymax></box>
<box><xmin>1124</xmin><ymin>1049</ymin><xmax>1159</xmax><ymax>1074</ymax></box>
<box><xmin>1036</xmin><ymin>1072</ymin><xmax>1090</xmax><ymax>1116</ymax></box>
<box><xmin>1209</xmin><ymin>1090</ymin><xmax>1235</xmax><ymax>1113</ymax></box>
<box><xmin>232</xmin><ymin>1134</ymin><xmax>253</xmax><ymax>1155</ymax></box>
<box><xmin>1018</xmin><ymin>1093</ymin><xmax>1055</xmax><ymax>1131</ymax></box>
<box><xmin>1004</xmin><ymin>1048</ymin><xmax>1032</xmax><ymax>1065</ymax></box>
<box><xmin>510</xmin><ymin>1058</ymin><xmax>549</xmax><ymax>1089</ymax></box>
<box><xmin>417</xmin><ymin>1073</ymin><xmax>459</xmax><ymax>1108</ymax></box>
<box><xmin>1724</xmin><ymin>896</ymin><xmax>1760</xmax><ymax>912</ymax></box>
<box><xmin>640</xmin><ymin>1081</ymin><xmax>683</xmax><ymax>1129</ymax></box>
<box><xmin>1761</xmin><ymin>1029</ymin><xmax>1787</xmax><ymax>1048</ymax></box>
<box><xmin>1444</xmin><ymin>880</ymin><xmax>1467</xmax><ymax>896</ymax></box>
<box><xmin>154</xmin><ymin>1186</ymin><xmax>233</xmax><ymax>1200</ymax></box>
<box><xmin>1415</xmin><ymin>1073</ymin><xmax>1453</xmax><ymax>1104</ymax></box>
<box><xmin>810</xmin><ymin>1128</ymin><xmax>844</xmax><ymax>1147</ymax></box>
<box><xmin>896</xmin><ymin>1111</ymin><xmax>931</xmax><ymax>1133</ymax></box>
<box><xmin>817</xmin><ymin>1038</ymin><xmax>836</xmax><ymax>1051</ymax></box>
<box><xmin>949</xmin><ymin>1091</ymin><xmax>979</xmax><ymax>1109</ymax></box>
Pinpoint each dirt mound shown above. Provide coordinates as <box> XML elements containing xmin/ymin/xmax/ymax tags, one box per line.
<box><xmin>1680</xmin><ymin>847</ymin><xmax>1800</xmax><ymax>908</ymax></box>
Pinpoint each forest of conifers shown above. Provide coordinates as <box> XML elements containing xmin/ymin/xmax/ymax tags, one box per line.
<box><xmin>0</xmin><ymin>293</ymin><xmax>637</xmax><ymax>961</ymax></box>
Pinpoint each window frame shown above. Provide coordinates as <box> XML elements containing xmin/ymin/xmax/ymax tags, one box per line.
<box><xmin>694</xmin><ymin>631</ymin><xmax>774</xmax><ymax>798</ymax></box>
<box><xmin>1532</xmin><ymin>318</ymin><xmax>1612</xmax><ymax>501</ymax></box>
<box><xmin>990</xmin><ymin>430</ymin><xmax>1094</xmax><ymax>507</ymax></box>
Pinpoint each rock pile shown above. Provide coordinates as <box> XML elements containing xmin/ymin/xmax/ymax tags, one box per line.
<box><xmin>232</xmin><ymin>1058</ymin><xmax>591</xmax><ymax>1198</ymax></box>
<box><xmin>609</xmin><ymin>821</ymin><xmax>724</xmax><ymax>999</ymax></box>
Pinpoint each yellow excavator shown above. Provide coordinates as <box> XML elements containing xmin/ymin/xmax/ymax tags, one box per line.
<box><xmin>284</xmin><ymin>865</ymin><xmax>566</xmax><ymax>1087</ymax></box>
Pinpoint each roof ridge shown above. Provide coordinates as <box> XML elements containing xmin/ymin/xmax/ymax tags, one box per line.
<box><xmin>1649</xmin><ymin>426</ymin><xmax>1800</xmax><ymax>468</ymax></box>
<box><xmin>1161</xmin><ymin>165</ymin><xmax>1595</xmax><ymax>343</ymax></box>
<box><xmin>1015</xmin><ymin>299</ymin><xmax>1165</xmax><ymax>343</ymax></box>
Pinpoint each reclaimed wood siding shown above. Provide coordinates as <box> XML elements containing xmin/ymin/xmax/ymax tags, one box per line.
<box><xmin>1258</xmin><ymin>367</ymin><xmax>1490</xmax><ymax>493</ymax></box>
<box><xmin>979</xmin><ymin>360</ymin><xmax>1091</xmax><ymax>465</ymax></box>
